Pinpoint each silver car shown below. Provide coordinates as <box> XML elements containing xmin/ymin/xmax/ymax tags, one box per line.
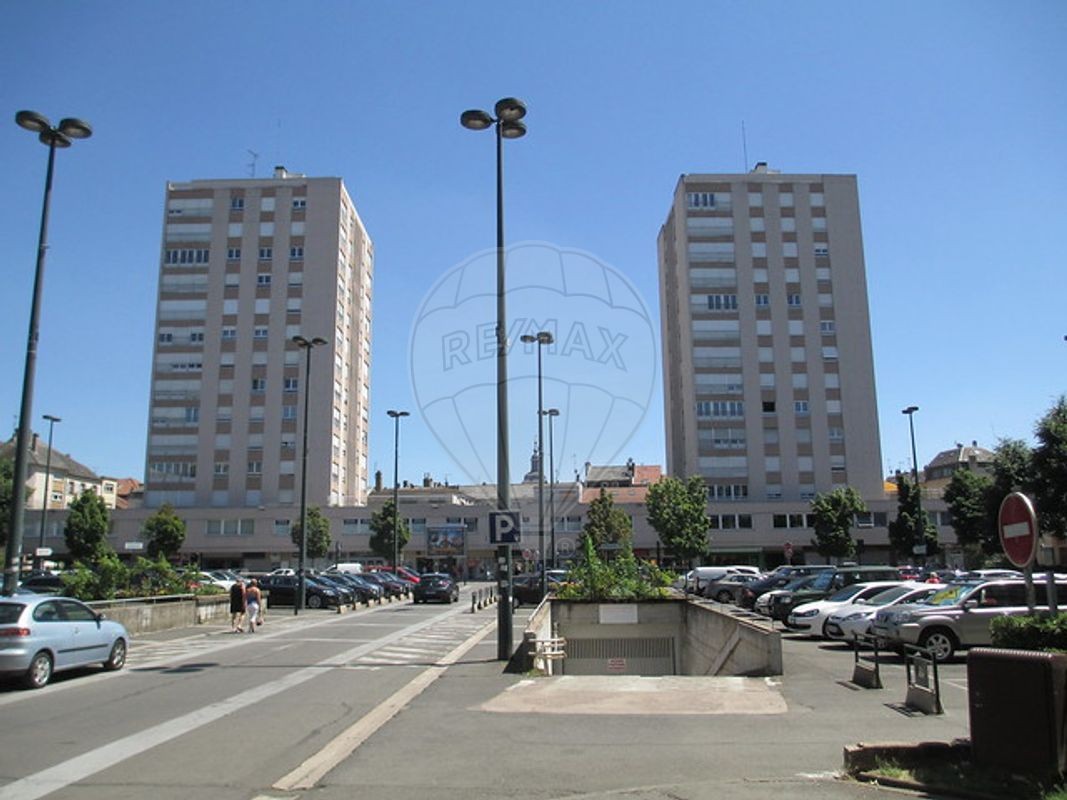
<box><xmin>0</xmin><ymin>595</ymin><xmax>130</xmax><ymax>689</ymax></box>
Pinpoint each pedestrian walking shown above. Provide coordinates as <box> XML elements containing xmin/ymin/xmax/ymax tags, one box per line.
<box><xmin>245</xmin><ymin>579</ymin><xmax>262</xmax><ymax>632</ymax></box>
<box><xmin>229</xmin><ymin>578</ymin><xmax>247</xmax><ymax>633</ymax></box>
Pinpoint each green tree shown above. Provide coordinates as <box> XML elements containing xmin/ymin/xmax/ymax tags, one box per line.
<box><xmin>291</xmin><ymin>507</ymin><xmax>332</xmax><ymax>561</ymax></box>
<box><xmin>887</xmin><ymin>472</ymin><xmax>937</xmax><ymax>562</ymax></box>
<box><xmin>0</xmin><ymin>455</ymin><xmax>13</xmax><ymax>549</ymax></box>
<box><xmin>645</xmin><ymin>475</ymin><xmax>710</xmax><ymax>567</ymax></box>
<box><xmin>64</xmin><ymin>490</ymin><xmax>112</xmax><ymax>563</ymax></box>
<box><xmin>369</xmin><ymin>499</ymin><xmax>411</xmax><ymax>564</ymax></box>
<box><xmin>943</xmin><ymin>468</ymin><xmax>995</xmax><ymax>555</ymax></box>
<box><xmin>1031</xmin><ymin>396</ymin><xmax>1067</xmax><ymax>540</ymax></box>
<box><xmin>580</xmin><ymin>488</ymin><xmax>633</xmax><ymax>553</ymax></box>
<box><xmin>142</xmin><ymin>503</ymin><xmax>187</xmax><ymax>559</ymax></box>
<box><xmin>809</xmin><ymin>486</ymin><xmax>867</xmax><ymax>562</ymax></box>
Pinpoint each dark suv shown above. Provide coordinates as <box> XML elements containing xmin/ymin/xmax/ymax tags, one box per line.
<box><xmin>759</xmin><ymin>566</ymin><xmax>901</xmax><ymax>622</ymax></box>
<box><xmin>738</xmin><ymin>566</ymin><xmax>834</xmax><ymax>610</ymax></box>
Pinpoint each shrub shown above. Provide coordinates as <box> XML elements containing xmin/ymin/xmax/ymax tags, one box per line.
<box><xmin>991</xmin><ymin>613</ymin><xmax>1067</xmax><ymax>652</ymax></box>
<box><xmin>555</xmin><ymin>534</ymin><xmax>675</xmax><ymax>602</ymax></box>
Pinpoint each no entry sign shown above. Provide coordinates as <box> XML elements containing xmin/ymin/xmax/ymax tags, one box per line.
<box><xmin>998</xmin><ymin>492</ymin><xmax>1038</xmax><ymax>569</ymax></box>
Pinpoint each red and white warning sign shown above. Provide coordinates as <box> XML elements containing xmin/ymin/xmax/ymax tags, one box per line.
<box><xmin>998</xmin><ymin>492</ymin><xmax>1038</xmax><ymax>569</ymax></box>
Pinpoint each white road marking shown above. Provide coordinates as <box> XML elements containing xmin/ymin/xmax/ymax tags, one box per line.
<box><xmin>0</xmin><ymin>604</ymin><xmax>476</xmax><ymax>800</ymax></box>
<box><xmin>273</xmin><ymin>616</ymin><xmax>496</xmax><ymax>791</ymax></box>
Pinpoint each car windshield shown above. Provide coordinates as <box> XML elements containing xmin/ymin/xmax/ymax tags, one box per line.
<box><xmin>783</xmin><ymin>575</ymin><xmax>819</xmax><ymax>591</ymax></box>
<box><xmin>863</xmin><ymin>585</ymin><xmax>915</xmax><ymax>606</ymax></box>
<box><xmin>916</xmin><ymin>582</ymin><xmax>982</xmax><ymax>607</ymax></box>
<box><xmin>826</xmin><ymin>583</ymin><xmax>868</xmax><ymax>603</ymax></box>
<box><xmin>0</xmin><ymin>603</ymin><xmax>25</xmax><ymax>624</ymax></box>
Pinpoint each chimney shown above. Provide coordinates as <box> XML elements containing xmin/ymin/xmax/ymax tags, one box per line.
<box><xmin>374</xmin><ymin>470</ymin><xmax>383</xmax><ymax>492</ymax></box>
<box><xmin>273</xmin><ymin>165</ymin><xmax>289</xmax><ymax>179</ymax></box>
<box><xmin>423</xmin><ymin>472</ymin><xmax>433</xmax><ymax>488</ymax></box>
<box><xmin>32</xmin><ymin>433</ymin><xmax>39</xmax><ymax>453</ymax></box>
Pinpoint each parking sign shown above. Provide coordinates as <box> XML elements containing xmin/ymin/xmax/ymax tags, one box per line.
<box><xmin>489</xmin><ymin>510</ymin><xmax>522</xmax><ymax>543</ymax></box>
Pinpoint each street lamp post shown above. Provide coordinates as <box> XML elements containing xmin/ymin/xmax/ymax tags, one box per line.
<box><xmin>543</xmin><ymin>408</ymin><xmax>559</xmax><ymax>570</ymax></box>
<box><xmin>4</xmin><ymin>111</ymin><xmax>92</xmax><ymax>596</ymax></box>
<box><xmin>36</xmin><ymin>414</ymin><xmax>61</xmax><ymax>570</ymax></box>
<box><xmin>521</xmin><ymin>331</ymin><xmax>553</xmax><ymax>597</ymax></box>
<box><xmin>293</xmin><ymin>335</ymin><xmax>328</xmax><ymax>614</ymax></box>
<box><xmin>387</xmin><ymin>410</ymin><xmax>410</xmax><ymax>573</ymax></box>
<box><xmin>902</xmin><ymin>405</ymin><xmax>926</xmax><ymax>561</ymax></box>
<box><xmin>461</xmin><ymin>97</ymin><xmax>527</xmax><ymax>659</ymax></box>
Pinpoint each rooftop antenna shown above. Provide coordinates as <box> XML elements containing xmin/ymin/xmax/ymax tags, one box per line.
<box><xmin>741</xmin><ymin>121</ymin><xmax>749</xmax><ymax>172</ymax></box>
<box><xmin>246</xmin><ymin>149</ymin><xmax>259</xmax><ymax>177</ymax></box>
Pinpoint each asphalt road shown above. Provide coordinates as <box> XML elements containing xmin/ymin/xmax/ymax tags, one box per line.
<box><xmin>0</xmin><ymin>593</ymin><xmax>971</xmax><ymax>800</ymax></box>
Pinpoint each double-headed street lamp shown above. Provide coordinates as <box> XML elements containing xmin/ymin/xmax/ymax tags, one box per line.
<box><xmin>902</xmin><ymin>405</ymin><xmax>926</xmax><ymax>560</ymax></box>
<box><xmin>293</xmin><ymin>335</ymin><xmax>328</xmax><ymax>614</ymax></box>
<box><xmin>461</xmin><ymin>97</ymin><xmax>527</xmax><ymax>660</ymax></box>
<box><xmin>4</xmin><ymin>111</ymin><xmax>92</xmax><ymax>596</ymax></box>
<box><xmin>521</xmin><ymin>331</ymin><xmax>553</xmax><ymax>598</ymax></box>
<box><xmin>543</xmin><ymin>408</ymin><xmax>560</xmax><ymax>570</ymax></box>
<box><xmin>36</xmin><ymin>414</ymin><xmax>61</xmax><ymax>570</ymax></box>
<box><xmin>387</xmin><ymin>410</ymin><xmax>410</xmax><ymax>572</ymax></box>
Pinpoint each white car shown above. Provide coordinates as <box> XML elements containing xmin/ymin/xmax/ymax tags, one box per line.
<box><xmin>824</xmin><ymin>582</ymin><xmax>946</xmax><ymax>642</ymax></box>
<box><xmin>784</xmin><ymin>581</ymin><xmax>902</xmax><ymax>638</ymax></box>
<box><xmin>196</xmin><ymin>572</ymin><xmax>234</xmax><ymax>590</ymax></box>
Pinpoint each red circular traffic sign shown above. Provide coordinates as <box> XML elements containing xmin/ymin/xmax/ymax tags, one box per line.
<box><xmin>998</xmin><ymin>492</ymin><xmax>1037</xmax><ymax>568</ymax></box>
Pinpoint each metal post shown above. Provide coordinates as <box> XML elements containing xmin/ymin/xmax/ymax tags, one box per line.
<box><xmin>293</xmin><ymin>335</ymin><xmax>326</xmax><ymax>614</ymax></box>
<box><xmin>36</xmin><ymin>414</ymin><xmax>60</xmax><ymax>570</ymax></box>
<box><xmin>388</xmin><ymin>410</ymin><xmax>409</xmax><ymax>573</ymax></box>
<box><xmin>536</xmin><ymin>343</ymin><xmax>546</xmax><ymax>597</ymax></box>
<box><xmin>903</xmin><ymin>406</ymin><xmax>925</xmax><ymax>562</ymax></box>
<box><xmin>547</xmin><ymin>409</ymin><xmax>557</xmax><ymax>570</ymax></box>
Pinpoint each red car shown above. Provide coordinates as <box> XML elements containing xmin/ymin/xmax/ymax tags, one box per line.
<box><xmin>368</xmin><ymin>565</ymin><xmax>421</xmax><ymax>584</ymax></box>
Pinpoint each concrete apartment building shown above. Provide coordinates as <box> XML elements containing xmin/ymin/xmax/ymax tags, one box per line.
<box><xmin>145</xmin><ymin>167</ymin><xmax>373</xmax><ymax>510</ymax></box>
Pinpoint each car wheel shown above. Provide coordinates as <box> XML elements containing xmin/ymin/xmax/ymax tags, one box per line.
<box><xmin>24</xmin><ymin>651</ymin><xmax>53</xmax><ymax>690</ymax></box>
<box><xmin>715</xmin><ymin>590</ymin><xmax>732</xmax><ymax>603</ymax></box>
<box><xmin>919</xmin><ymin>628</ymin><xmax>957</xmax><ymax>662</ymax></box>
<box><xmin>104</xmin><ymin>639</ymin><xmax>127</xmax><ymax>671</ymax></box>
<box><xmin>820</xmin><ymin>620</ymin><xmax>832</xmax><ymax>639</ymax></box>
<box><xmin>307</xmin><ymin>594</ymin><xmax>323</xmax><ymax>609</ymax></box>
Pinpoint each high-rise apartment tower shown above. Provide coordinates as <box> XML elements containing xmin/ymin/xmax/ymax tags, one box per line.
<box><xmin>658</xmin><ymin>164</ymin><xmax>883</xmax><ymax>503</ymax></box>
<box><xmin>145</xmin><ymin>167</ymin><xmax>372</xmax><ymax>509</ymax></box>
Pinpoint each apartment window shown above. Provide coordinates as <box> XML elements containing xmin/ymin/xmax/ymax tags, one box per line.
<box><xmin>247</xmin><ymin>461</ymin><xmax>262</xmax><ymax>475</ymax></box>
<box><xmin>214</xmin><ymin>462</ymin><xmax>229</xmax><ymax>476</ymax></box>
<box><xmin>184</xmin><ymin>407</ymin><xmax>199</xmax><ymax>423</ymax></box>
<box><xmin>158</xmin><ymin>332</ymin><xmax>173</xmax><ymax>344</ymax></box>
<box><xmin>787</xmin><ymin>294</ymin><xmax>801</xmax><ymax>307</ymax></box>
<box><xmin>829</xmin><ymin>426</ymin><xmax>844</xmax><ymax>441</ymax></box>
<box><xmin>711</xmin><ymin>484</ymin><xmax>748</xmax><ymax>500</ymax></box>
<box><xmin>779</xmin><ymin>192</ymin><xmax>794</xmax><ymax>206</ymax></box>
<box><xmin>696</xmin><ymin>401</ymin><xmax>712</xmax><ymax>419</ymax></box>
<box><xmin>810</xmin><ymin>193</ymin><xmax>825</xmax><ymax>206</ymax></box>
<box><xmin>831</xmin><ymin>456</ymin><xmax>846</xmax><ymax>472</ymax></box>
<box><xmin>290</xmin><ymin>246</ymin><xmax>304</xmax><ymax>261</ymax></box>
<box><xmin>794</xmin><ymin>400</ymin><xmax>809</xmax><ymax>416</ymax></box>
<box><xmin>762</xmin><ymin>401</ymin><xmax>776</xmax><ymax>414</ymax></box>
<box><xmin>749</xmin><ymin>217</ymin><xmax>765</xmax><ymax>233</ymax></box>
<box><xmin>686</xmin><ymin>192</ymin><xmax>717</xmax><ymax>209</ymax></box>
<box><xmin>257</xmin><ymin>274</ymin><xmax>272</xmax><ymax>286</ymax></box>
<box><xmin>748</xmin><ymin>192</ymin><xmax>762</xmax><ymax>207</ymax></box>
<box><xmin>189</xmin><ymin>331</ymin><xmax>204</xmax><ymax>343</ymax></box>
<box><xmin>227</xmin><ymin>247</ymin><xmax>241</xmax><ymax>260</ymax></box>
<box><xmin>782</xmin><ymin>242</ymin><xmax>798</xmax><ymax>257</ymax></box>
<box><xmin>707</xmin><ymin>294</ymin><xmax>738</xmax><ymax>311</ymax></box>
<box><xmin>231</xmin><ymin>197</ymin><xmax>244</xmax><ymax>211</ymax></box>
<box><xmin>825</xmin><ymin>373</ymin><xmax>840</xmax><ymax>389</ymax></box>
<box><xmin>221</xmin><ymin>327</ymin><xmax>236</xmax><ymax>340</ymax></box>
<box><xmin>814</xmin><ymin>245</ymin><xmax>830</xmax><ymax>258</ymax></box>
<box><xmin>751</xmin><ymin>242</ymin><xmax>767</xmax><ymax>258</ymax></box>
<box><xmin>780</xmin><ymin>217</ymin><xmax>796</xmax><ymax>233</ymax></box>
<box><xmin>282</xmin><ymin>405</ymin><xmax>297</xmax><ymax>420</ymax></box>
<box><xmin>711</xmin><ymin>401</ymin><xmax>744</xmax><ymax>418</ymax></box>
<box><xmin>284</xmin><ymin>378</ymin><xmax>299</xmax><ymax>392</ymax></box>
<box><xmin>164</xmin><ymin>248</ymin><xmax>210</xmax><ymax>265</ymax></box>
<box><xmin>812</xmin><ymin>217</ymin><xmax>827</xmax><ymax>232</ymax></box>
<box><xmin>822</xmin><ymin>346</ymin><xmax>839</xmax><ymax>360</ymax></box>
<box><xmin>711</xmin><ymin>428</ymin><xmax>746</xmax><ymax>448</ymax></box>
<box><xmin>251</xmin><ymin>327</ymin><xmax>268</xmax><ymax>340</ymax></box>
<box><xmin>258</xmin><ymin>247</ymin><xmax>273</xmax><ymax>261</ymax></box>
<box><xmin>820</xmin><ymin>321</ymin><xmax>836</xmax><ymax>335</ymax></box>
<box><xmin>292</xmin><ymin>198</ymin><xmax>307</xmax><ymax>210</ymax></box>
<box><xmin>755</xmin><ymin>293</ymin><xmax>769</xmax><ymax>308</ymax></box>
<box><xmin>766</xmin><ymin>486</ymin><xmax>782</xmax><ymax>500</ymax></box>
<box><xmin>274</xmin><ymin>519</ymin><xmax>292</xmax><ymax>535</ymax></box>
<box><xmin>251</xmin><ymin>378</ymin><xmax>266</xmax><ymax>393</ymax></box>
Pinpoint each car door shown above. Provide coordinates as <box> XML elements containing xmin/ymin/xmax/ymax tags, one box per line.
<box><xmin>58</xmin><ymin>600</ymin><xmax>111</xmax><ymax>667</ymax></box>
<box><xmin>31</xmin><ymin>600</ymin><xmax>74</xmax><ymax>668</ymax></box>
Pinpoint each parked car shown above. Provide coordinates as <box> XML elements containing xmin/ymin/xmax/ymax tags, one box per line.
<box><xmin>358</xmin><ymin>571</ymin><xmax>408</xmax><ymax>599</ymax></box>
<box><xmin>739</xmin><ymin>566</ymin><xmax>834</xmax><ymax>610</ymax></box>
<box><xmin>0</xmin><ymin>595</ymin><xmax>129</xmax><ymax>689</ymax></box>
<box><xmin>308</xmin><ymin>574</ymin><xmax>356</xmax><ymax>605</ymax></box>
<box><xmin>369</xmin><ymin>565</ymin><xmax>422</xmax><ymax>584</ymax></box>
<box><xmin>511</xmin><ymin>573</ymin><xmax>567</xmax><ymax>607</ymax></box>
<box><xmin>324</xmin><ymin>572</ymin><xmax>382</xmax><ymax>603</ymax></box>
<box><xmin>258</xmin><ymin>574</ymin><xmax>343</xmax><ymax>608</ymax></box>
<box><xmin>195</xmin><ymin>572</ymin><xmax>234</xmax><ymax>591</ymax></box>
<box><xmin>824</xmin><ymin>582</ymin><xmax>946</xmax><ymax>642</ymax></box>
<box><xmin>872</xmin><ymin>578</ymin><xmax>1067</xmax><ymax>662</ymax></box>
<box><xmin>701</xmin><ymin>573</ymin><xmax>760</xmax><ymax>603</ymax></box>
<box><xmin>784</xmin><ymin>581</ymin><xmax>903</xmax><ymax>638</ymax></box>
<box><xmin>17</xmin><ymin>573</ymin><xmax>65</xmax><ymax>594</ymax></box>
<box><xmin>759</xmin><ymin>566</ymin><xmax>902</xmax><ymax>622</ymax></box>
<box><xmin>413</xmin><ymin>573</ymin><xmax>459</xmax><ymax>604</ymax></box>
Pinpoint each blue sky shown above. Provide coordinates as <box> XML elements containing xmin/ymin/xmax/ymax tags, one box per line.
<box><xmin>1</xmin><ymin>2</ymin><xmax>1065</xmax><ymax>489</ymax></box>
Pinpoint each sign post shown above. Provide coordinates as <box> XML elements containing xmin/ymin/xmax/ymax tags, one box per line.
<box><xmin>998</xmin><ymin>492</ymin><xmax>1038</xmax><ymax>613</ymax></box>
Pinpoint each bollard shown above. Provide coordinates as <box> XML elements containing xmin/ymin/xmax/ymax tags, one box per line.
<box><xmin>471</xmin><ymin>594</ymin><xmax>477</xmax><ymax>613</ymax></box>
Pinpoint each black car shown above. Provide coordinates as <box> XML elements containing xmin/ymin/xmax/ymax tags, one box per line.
<box><xmin>738</xmin><ymin>566</ymin><xmax>835</xmax><ymax>609</ymax></box>
<box><xmin>308</xmin><ymin>574</ymin><xmax>356</xmax><ymax>605</ymax></box>
<box><xmin>17</xmin><ymin>573</ymin><xmax>65</xmax><ymax>594</ymax></box>
<box><xmin>359</xmin><ymin>571</ymin><xmax>407</xmax><ymax>599</ymax></box>
<box><xmin>259</xmin><ymin>574</ymin><xmax>343</xmax><ymax>608</ymax></box>
<box><xmin>324</xmin><ymin>572</ymin><xmax>382</xmax><ymax>603</ymax></box>
<box><xmin>413</xmin><ymin>573</ymin><xmax>459</xmax><ymax>604</ymax></box>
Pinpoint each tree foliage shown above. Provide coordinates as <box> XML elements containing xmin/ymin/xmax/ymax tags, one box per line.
<box><xmin>943</xmin><ymin>468</ymin><xmax>995</xmax><ymax>554</ymax></box>
<box><xmin>64</xmin><ymin>491</ymin><xmax>112</xmax><ymax>564</ymax></box>
<box><xmin>0</xmin><ymin>455</ymin><xmax>13</xmax><ymax>550</ymax></box>
<box><xmin>581</xmin><ymin>488</ymin><xmax>633</xmax><ymax>552</ymax></box>
<box><xmin>369</xmin><ymin>499</ymin><xmax>411</xmax><ymax>564</ymax></box>
<box><xmin>645</xmin><ymin>476</ymin><xmax>711</xmax><ymax>566</ymax></box>
<box><xmin>291</xmin><ymin>507</ymin><xmax>333</xmax><ymax>560</ymax></box>
<box><xmin>887</xmin><ymin>473</ymin><xmax>937</xmax><ymax>562</ymax></box>
<box><xmin>1031</xmin><ymin>395</ymin><xmax>1067</xmax><ymax>539</ymax></box>
<box><xmin>809</xmin><ymin>486</ymin><xmax>867</xmax><ymax>561</ymax></box>
<box><xmin>143</xmin><ymin>503</ymin><xmax>187</xmax><ymax>559</ymax></box>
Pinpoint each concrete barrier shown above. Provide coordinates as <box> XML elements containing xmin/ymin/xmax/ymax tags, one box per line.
<box><xmin>88</xmin><ymin>594</ymin><xmax>232</xmax><ymax>635</ymax></box>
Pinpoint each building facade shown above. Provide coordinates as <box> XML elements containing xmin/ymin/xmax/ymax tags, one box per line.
<box><xmin>658</xmin><ymin>164</ymin><xmax>884</xmax><ymax>502</ymax></box>
<box><xmin>145</xmin><ymin>167</ymin><xmax>373</xmax><ymax>509</ymax></box>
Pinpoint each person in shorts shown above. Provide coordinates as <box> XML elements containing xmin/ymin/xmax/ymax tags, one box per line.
<box><xmin>245</xmin><ymin>579</ymin><xmax>262</xmax><ymax>631</ymax></box>
<box><xmin>229</xmin><ymin>579</ymin><xmax>247</xmax><ymax>633</ymax></box>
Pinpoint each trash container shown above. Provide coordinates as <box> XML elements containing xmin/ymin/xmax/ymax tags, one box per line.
<box><xmin>968</xmin><ymin>647</ymin><xmax>1067</xmax><ymax>776</ymax></box>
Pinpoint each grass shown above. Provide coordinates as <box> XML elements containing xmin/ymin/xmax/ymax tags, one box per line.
<box><xmin>866</xmin><ymin>756</ymin><xmax>1066</xmax><ymax>800</ymax></box>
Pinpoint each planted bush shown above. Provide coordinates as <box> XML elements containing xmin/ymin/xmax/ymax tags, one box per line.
<box><xmin>555</xmin><ymin>534</ymin><xmax>675</xmax><ymax>602</ymax></box>
<box><xmin>991</xmin><ymin>613</ymin><xmax>1067</xmax><ymax>652</ymax></box>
